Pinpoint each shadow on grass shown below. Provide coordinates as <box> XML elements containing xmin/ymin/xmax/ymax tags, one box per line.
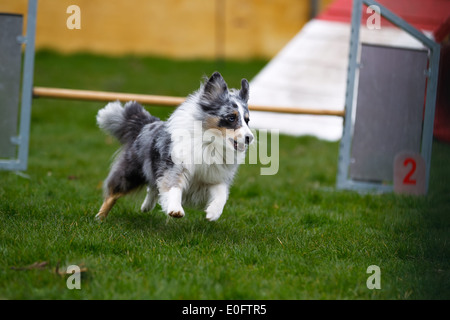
<box><xmin>102</xmin><ymin>206</ymin><xmax>245</xmax><ymax>246</ymax></box>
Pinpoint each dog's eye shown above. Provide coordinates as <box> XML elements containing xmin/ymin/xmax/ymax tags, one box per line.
<box><xmin>227</xmin><ymin>115</ymin><xmax>236</xmax><ymax>123</ymax></box>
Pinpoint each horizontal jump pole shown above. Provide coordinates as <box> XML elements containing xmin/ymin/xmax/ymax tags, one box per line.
<box><xmin>32</xmin><ymin>86</ymin><xmax>345</xmax><ymax>117</ymax></box>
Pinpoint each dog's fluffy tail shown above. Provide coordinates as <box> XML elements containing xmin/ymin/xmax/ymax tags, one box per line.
<box><xmin>96</xmin><ymin>101</ymin><xmax>159</xmax><ymax>144</ymax></box>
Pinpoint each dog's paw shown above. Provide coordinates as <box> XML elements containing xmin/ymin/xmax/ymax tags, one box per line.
<box><xmin>167</xmin><ymin>206</ymin><xmax>185</xmax><ymax>218</ymax></box>
<box><xmin>95</xmin><ymin>212</ymin><xmax>106</xmax><ymax>222</ymax></box>
<box><xmin>168</xmin><ymin>210</ymin><xmax>185</xmax><ymax>218</ymax></box>
<box><xmin>205</xmin><ymin>206</ymin><xmax>223</xmax><ymax>221</ymax></box>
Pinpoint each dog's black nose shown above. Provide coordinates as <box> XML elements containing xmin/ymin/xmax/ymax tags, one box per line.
<box><xmin>245</xmin><ymin>134</ymin><xmax>254</xmax><ymax>145</ymax></box>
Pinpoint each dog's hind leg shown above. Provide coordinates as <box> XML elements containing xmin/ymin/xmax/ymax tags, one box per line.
<box><xmin>96</xmin><ymin>156</ymin><xmax>145</xmax><ymax>221</ymax></box>
<box><xmin>141</xmin><ymin>186</ymin><xmax>158</xmax><ymax>212</ymax></box>
<box><xmin>96</xmin><ymin>193</ymin><xmax>122</xmax><ymax>221</ymax></box>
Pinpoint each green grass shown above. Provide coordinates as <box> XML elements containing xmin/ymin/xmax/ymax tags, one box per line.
<box><xmin>1</xmin><ymin>51</ymin><xmax>449</xmax><ymax>299</ymax></box>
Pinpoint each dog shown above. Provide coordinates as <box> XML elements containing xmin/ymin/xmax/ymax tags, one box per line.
<box><xmin>95</xmin><ymin>72</ymin><xmax>254</xmax><ymax>221</ymax></box>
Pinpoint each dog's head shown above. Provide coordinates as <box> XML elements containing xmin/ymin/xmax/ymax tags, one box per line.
<box><xmin>198</xmin><ymin>72</ymin><xmax>254</xmax><ymax>153</ymax></box>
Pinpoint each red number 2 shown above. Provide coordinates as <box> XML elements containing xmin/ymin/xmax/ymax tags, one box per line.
<box><xmin>403</xmin><ymin>158</ymin><xmax>417</xmax><ymax>185</ymax></box>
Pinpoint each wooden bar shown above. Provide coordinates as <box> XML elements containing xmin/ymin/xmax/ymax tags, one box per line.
<box><xmin>32</xmin><ymin>86</ymin><xmax>345</xmax><ymax>117</ymax></box>
<box><xmin>32</xmin><ymin>86</ymin><xmax>185</xmax><ymax>106</ymax></box>
<box><xmin>247</xmin><ymin>104</ymin><xmax>345</xmax><ymax>117</ymax></box>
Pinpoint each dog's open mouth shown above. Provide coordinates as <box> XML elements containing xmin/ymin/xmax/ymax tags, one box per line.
<box><xmin>229</xmin><ymin>138</ymin><xmax>246</xmax><ymax>152</ymax></box>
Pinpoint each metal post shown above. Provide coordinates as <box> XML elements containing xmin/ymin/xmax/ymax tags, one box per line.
<box><xmin>0</xmin><ymin>0</ymin><xmax>37</xmax><ymax>171</ymax></box>
<box><xmin>17</xmin><ymin>0</ymin><xmax>38</xmax><ymax>170</ymax></box>
<box><xmin>336</xmin><ymin>0</ymin><xmax>362</xmax><ymax>190</ymax></box>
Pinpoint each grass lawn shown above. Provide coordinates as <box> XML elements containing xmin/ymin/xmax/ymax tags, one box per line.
<box><xmin>1</xmin><ymin>51</ymin><xmax>449</xmax><ymax>299</ymax></box>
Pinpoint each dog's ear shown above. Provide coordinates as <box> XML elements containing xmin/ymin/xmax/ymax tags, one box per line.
<box><xmin>203</xmin><ymin>72</ymin><xmax>228</xmax><ymax>102</ymax></box>
<box><xmin>239</xmin><ymin>79</ymin><xmax>249</xmax><ymax>103</ymax></box>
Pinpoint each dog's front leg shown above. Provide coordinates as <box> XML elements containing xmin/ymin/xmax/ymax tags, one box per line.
<box><xmin>205</xmin><ymin>183</ymin><xmax>229</xmax><ymax>221</ymax></box>
<box><xmin>165</xmin><ymin>187</ymin><xmax>185</xmax><ymax>218</ymax></box>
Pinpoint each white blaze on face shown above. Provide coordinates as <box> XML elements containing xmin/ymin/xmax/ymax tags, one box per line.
<box><xmin>235</xmin><ymin>100</ymin><xmax>254</xmax><ymax>150</ymax></box>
